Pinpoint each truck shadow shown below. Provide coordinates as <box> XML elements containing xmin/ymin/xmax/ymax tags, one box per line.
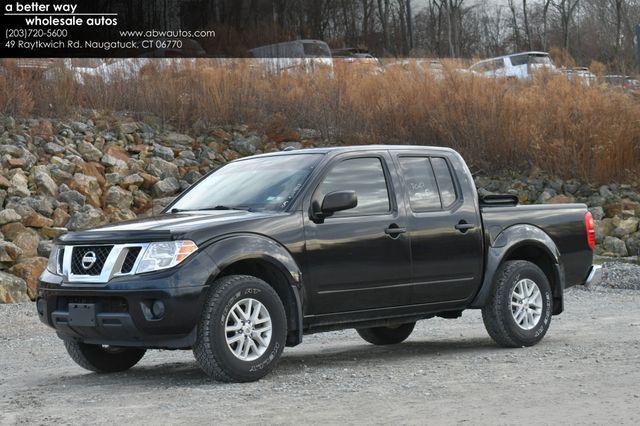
<box><xmin>43</xmin><ymin>336</ymin><xmax>509</xmax><ymax>388</ymax></box>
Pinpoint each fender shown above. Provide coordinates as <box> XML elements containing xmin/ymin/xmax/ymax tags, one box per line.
<box><xmin>470</xmin><ymin>224</ymin><xmax>564</xmax><ymax>312</ymax></box>
<box><xmin>200</xmin><ymin>233</ymin><xmax>304</xmax><ymax>344</ymax></box>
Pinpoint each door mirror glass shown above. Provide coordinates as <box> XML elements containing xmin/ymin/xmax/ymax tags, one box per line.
<box><xmin>321</xmin><ymin>191</ymin><xmax>358</xmax><ymax>215</ymax></box>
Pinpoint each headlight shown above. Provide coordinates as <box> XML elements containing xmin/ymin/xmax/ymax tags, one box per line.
<box><xmin>135</xmin><ymin>240</ymin><xmax>198</xmax><ymax>274</ymax></box>
<box><xmin>47</xmin><ymin>245</ymin><xmax>61</xmax><ymax>274</ymax></box>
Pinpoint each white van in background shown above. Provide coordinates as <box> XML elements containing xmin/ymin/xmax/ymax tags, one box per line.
<box><xmin>469</xmin><ymin>52</ymin><xmax>557</xmax><ymax>80</ymax></box>
<box><xmin>249</xmin><ymin>40</ymin><xmax>333</xmax><ymax>74</ymax></box>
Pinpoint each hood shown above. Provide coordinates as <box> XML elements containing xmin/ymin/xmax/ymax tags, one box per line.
<box><xmin>58</xmin><ymin>210</ymin><xmax>281</xmax><ymax>245</ymax></box>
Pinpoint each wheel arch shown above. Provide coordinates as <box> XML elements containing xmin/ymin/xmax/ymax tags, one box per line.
<box><xmin>201</xmin><ymin>234</ymin><xmax>304</xmax><ymax>346</ymax></box>
<box><xmin>471</xmin><ymin>224</ymin><xmax>565</xmax><ymax>314</ymax></box>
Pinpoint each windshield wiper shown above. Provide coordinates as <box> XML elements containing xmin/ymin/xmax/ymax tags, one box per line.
<box><xmin>170</xmin><ymin>205</ymin><xmax>252</xmax><ymax>213</ymax></box>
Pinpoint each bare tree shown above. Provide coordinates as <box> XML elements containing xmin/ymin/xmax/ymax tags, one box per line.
<box><xmin>508</xmin><ymin>0</ymin><xmax>521</xmax><ymax>50</ymax></box>
<box><xmin>553</xmin><ymin>0</ymin><xmax>580</xmax><ymax>50</ymax></box>
<box><xmin>542</xmin><ymin>0</ymin><xmax>552</xmax><ymax>50</ymax></box>
<box><xmin>522</xmin><ymin>0</ymin><xmax>533</xmax><ymax>50</ymax></box>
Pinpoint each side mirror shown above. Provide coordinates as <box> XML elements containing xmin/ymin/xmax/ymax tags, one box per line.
<box><xmin>311</xmin><ymin>191</ymin><xmax>357</xmax><ymax>223</ymax></box>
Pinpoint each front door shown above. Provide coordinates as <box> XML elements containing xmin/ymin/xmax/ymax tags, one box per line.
<box><xmin>304</xmin><ymin>153</ymin><xmax>412</xmax><ymax>315</ymax></box>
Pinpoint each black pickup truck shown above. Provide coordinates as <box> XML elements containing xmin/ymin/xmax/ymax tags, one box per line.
<box><xmin>37</xmin><ymin>146</ymin><xmax>601</xmax><ymax>382</ymax></box>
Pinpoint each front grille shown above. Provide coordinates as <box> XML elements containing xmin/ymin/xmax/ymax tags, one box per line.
<box><xmin>120</xmin><ymin>247</ymin><xmax>141</xmax><ymax>274</ymax></box>
<box><xmin>70</xmin><ymin>246</ymin><xmax>113</xmax><ymax>276</ymax></box>
<box><xmin>56</xmin><ymin>296</ymin><xmax>128</xmax><ymax>313</ymax></box>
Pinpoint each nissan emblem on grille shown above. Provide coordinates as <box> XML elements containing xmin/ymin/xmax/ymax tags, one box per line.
<box><xmin>81</xmin><ymin>251</ymin><xmax>97</xmax><ymax>270</ymax></box>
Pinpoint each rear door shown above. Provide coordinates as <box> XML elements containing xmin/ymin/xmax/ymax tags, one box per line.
<box><xmin>392</xmin><ymin>151</ymin><xmax>483</xmax><ymax>305</ymax></box>
<box><xmin>303</xmin><ymin>151</ymin><xmax>412</xmax><ymax>314</ymax></box>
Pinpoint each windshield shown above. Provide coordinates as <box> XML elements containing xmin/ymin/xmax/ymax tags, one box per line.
<box><xmin>168</xmin><ymin>154</ymin><xmax>322</xmax><ymax>213</ymax></box>
<box><xmin>303</xmin><ymin>42</ymin><xmax>331</xmax><ymax>58</ymax></box>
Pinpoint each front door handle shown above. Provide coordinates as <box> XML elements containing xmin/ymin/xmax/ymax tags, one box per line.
<box><xmin>385</xmin><ymin>225</ymin><xmax>407</xmax><ymax>237</ymax></box>
<box><xmin>455</xmin><ymin>221</ymin><xmax>476</xmax><ymax>233</ymax></box>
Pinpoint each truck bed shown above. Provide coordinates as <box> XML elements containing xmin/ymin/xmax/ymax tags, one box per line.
<box><xmin>481</xmin><ymin>203</ymin><xmax>592</xmax><ymax>287</ymax></box>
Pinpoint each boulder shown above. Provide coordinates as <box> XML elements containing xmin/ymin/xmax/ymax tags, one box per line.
<box><xmin>23</xmin><ymin>211</ymin><xmax>54</xmax><ymax>228</ymax></box>
<box><xmin>611</xmin><ymin>217</ymin><xmax>639</xmax><ymax>238</ymax></box>
<box><xmin>0</xmin><ymin>209</ymin><xmax>22</xmax><ymax>225</ymax></box>
<box><xmin>147</xmin><ymin>158</ymin><xmax>179</xmax><ymax>179</ymax></box>
<box><xmin>8</xmin><ymin>173</ymin><xmax>30</xmax><ymax>197</ymax></box>
<box><xmin>33</xmin><ymin>166</ymin><xmax>58</xmax><ymax>197</ymax></box>
<box><xmin>230</xmin><ymin>135</ymin><xmax>261</xmax><ymax>156</ymax></box>
<box><xmin>152</xmin><ymin>177</ymin><xmax>180</xmax><ymax>197</ymax></box>
<box><xmin>66</xmin><ymin>205</ymin><xmax>107</xmax><ymax>231</ymax></box>
<box><xmin>38</xmin><ymin>240</ymin><xmax>53</xmax><ymax>258</ymax></box>
<box><xmin>163</xmin><ymin>132</ymin><xmax>194</xmax><ymax>146</ymax></box>
<box><xmin>104</xmin><ymin>186</ymin><xmax>134</xmax><ymax>210</ymax></box>
<box><xmin>68</xmin><ymin>173</ymin><xmax>102</xmax><ymax>208</ymax></box>
<box><xmin>77</xmin><ymin>141</ymin><xmax>103</xmax><ymax>162</ymax></box>
<box><xmin>0</xmin><ymin>241</ymin><xmax>22</xmax><ymax>263</ymax></box>
<box><xmin>9</xmin><ymin>257</ymin><xmax>48</xmax><ymax>300</ymax></box>
<box><xmin>13</xmin><ymin>229</ymin><xmax>40</xmax><ymax>258</ymax></box>
<box><xmin>603</xmin><ymin>236</ymin><xmax>628</xmax><ymax>257</ymax></box>
<box><xmin>0</xmin><ymin>271</ymin><xmax>29</xmax><ymax>303</ymax></box>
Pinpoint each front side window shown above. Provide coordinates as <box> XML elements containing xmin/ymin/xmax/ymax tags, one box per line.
<box><xmin>315</xmin><ymin>157</ymin><xmax>390</xmax><ymax>217</ymax></box>
<box><xmin>169</xmin><ymin>154</ymin><xmax>321</xmax><ymax>212</ymax></box>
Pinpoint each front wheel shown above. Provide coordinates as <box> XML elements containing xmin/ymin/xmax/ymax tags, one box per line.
<box><xmin>482</xmin><ymin>260</ymin><xmax>553</xmax><ymax>348</ymax></box>
<box><xmin>63</xmin><ymin>340</ymin><xmax>146</xmax><ymax>373</ymax></box>
<box><xmin>193</xmin><ymin>275</ymin><xmax>287</xmax><ymax>382</ymax></box>
<box><xmin>356</xmin><ymin>322</ymin><xmax>416</xmax><ymax>345</ymax></box>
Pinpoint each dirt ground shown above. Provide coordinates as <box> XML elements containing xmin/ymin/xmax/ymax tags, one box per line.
<box><xmin>1</xmin><ymin>286</ymin><xmax>639</xmax><ymax>425</ymax></box>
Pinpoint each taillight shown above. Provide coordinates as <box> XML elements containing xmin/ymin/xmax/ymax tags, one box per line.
<box><xmin>585</xmin><ymin>211</ymin><xmax>596</xmax><ymax>251</ymax></box>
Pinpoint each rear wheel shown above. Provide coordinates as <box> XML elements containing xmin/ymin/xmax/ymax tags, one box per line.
<box><xmin>63</xmin><ymin>340</ymin><xmax>146</xmax><ymax>373</ymax></box>
<box><xmin>193</xmin><ymin>275</ymin><xmax>287</xmax><ymax>382</ymax></box>
<box><xmin>356</xmin><ymin>322</ymin><xmax>416</xmax><ymax>345</ymax></box>
<box><xmin>482</xmin><ymin>260</ymin><xmax>553</xmax><ymax>348</ymax></box>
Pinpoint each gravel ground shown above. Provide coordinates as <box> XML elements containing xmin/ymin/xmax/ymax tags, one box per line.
<box><xmin>1</xmin><ymin>263</ymin><xmax>639</xmax><ymax>425</ymax></box>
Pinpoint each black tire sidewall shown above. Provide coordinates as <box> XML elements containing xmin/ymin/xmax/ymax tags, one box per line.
<box><xmin>207</xmin><ymin>278</ymin><xmax>286</xmax><ymax>380</ymax></box>
<box><xmin>503</xmin><ymin>264</ymin><xmax>553</xmax><ymax>345</ymax></box>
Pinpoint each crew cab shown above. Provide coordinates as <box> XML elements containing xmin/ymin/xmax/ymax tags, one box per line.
<box><xmin>37</xmin><ymin>146</ymin><xmax>601</xmax><ymax>382</ymax></box>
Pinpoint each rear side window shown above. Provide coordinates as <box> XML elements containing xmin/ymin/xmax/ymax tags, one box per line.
<box><xmin>398</xmin><ymin>157</ymin><xmax>441</xmax><ymax>211</ymax></box>
<box><xmin>399</xmin><ymin>156</ymin><xmax>458</xmax><ymax>211</ymax></box>
<box><xmin>315</xmin><ymin>157</ymin><xmax>390</xmax><ymax>216</ymax></box>
<box><xmin>431</xmin><ymin>157</ymin><xmax>457</xmax><ymax>207</ymax></box>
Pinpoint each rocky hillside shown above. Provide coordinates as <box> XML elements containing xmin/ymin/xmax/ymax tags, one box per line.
<box><xmin>0</xmin><ymin>112</ymin><xmax>638</xmax><ymax>303</ymax></box>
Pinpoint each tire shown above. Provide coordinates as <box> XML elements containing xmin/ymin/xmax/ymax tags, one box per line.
<box><xmin>63</xmin><ymin>340</ymin><xmax>146</xmax><ymax>373</ymax></box>
<box><xmin>482</xmin><ymin>260</ymin><xmax>553</xmax><ymax>348</ymax></box>
<box><xmin>193</xmin><ymin>275</ymin><xmax>287</xmax><ymax>382</ymax></box>
<box><xmin>356</xmin><ymin>322</ymin><xmax>416</xmax><ymax>345</ymax></box>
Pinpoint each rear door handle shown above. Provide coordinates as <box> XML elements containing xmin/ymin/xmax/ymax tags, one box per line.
<box><xmin>455</xmin><ymin>221</ymin><xmax>476</xmax><ymax>233</ymax></box>
<box><xmin>385</xmin><ymin>226</ymin><xmax>407</xmax><ymax>237</ymax></box>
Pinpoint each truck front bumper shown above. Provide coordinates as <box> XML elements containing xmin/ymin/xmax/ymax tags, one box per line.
<box><xmin>36</xmin><ymin>255</ymin><xmax>213</xmax><ymax>349</ymax></box>
<box><xmin>583</xmin><ymin>265</ymin><xmax>603</xmax><ymax>287</ymax></box>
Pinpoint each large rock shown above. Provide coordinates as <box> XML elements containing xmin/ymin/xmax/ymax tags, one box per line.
<box><xmin>77</xmin><ymin>141</ymin><xmax>103</xmax><ymax>162</ymax></box>
<box><xmin>147</xmin><ymin>158</ymin><xmax>179</xmax><ymax>179</ymax></box>
<box><xmin>23</xmin><ymin>211</ymin><xmax>54</xmax><ymax>228</ymax></box>
<box><xmin>13</xmin><ymin>229</ymin><xmax>40</xmax><ymax>258</ymax></box>
<box><xmin>9</xmin><ymin>257</ymin><xmax>48</xmax><ymax>300</ymax></box>
<box><xmin>104</xmin><ymin>186</ymin><xmax>133</xmax><ymax>210</ymax></box>
<box><xmin>0</xmin><ymin>271</ymin><xmax>29</xmax><ymax>303</ymax></box>
<box><xmin>7</xmin><ymin>173</ymin><xmax>30</xmax><ymax>197</ymax></box>
<box><xmin>626</xmin><ymin>233</ymin><xmax>640</xmax><ymax>256</ymax></box>
<box><xmin>68</xmin><ymin>173</ymin><xmax>102</xmax><ymax>208</ymax></box>
<box><xmin>152</xmin><ymin>177</ymin><xmax>180</xmax><ymax>197</ymax></box>
<box><xmin>230</xmin><ymin>135</ymin><xmax>261</xmax><ymax>156</ymax></box>
<box><xmin>0</xmin><ymin>241</ymin><xmax>22</xmax><ymax>262</ymax></box>
<box><xmin>611</xmin><ymin>217</ymin><xmax>639</xmax><ymax>238</ymax></box>
<box><xmin>66</xmin><ymin>205</ymin><xmax>107</xmax><ymax>231</ymax></box>
<box><xmin>0</xmin><ymin>209</ymin><xmax>21</xmax><ymax>225</ymax></box>
<box><xmin>163</xmin><ymin>132</ymin><xmax>194</xmax><ymax>146</ymax></box>
<box><xmin>603</xmin><ymin>236</ymin><xmax>628</xmax><ymax>257</ymax></box>
<box><xmin>33</xmin><ymin>166</ymin><xmax>58</xmax><ymax>197</ymax></box>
